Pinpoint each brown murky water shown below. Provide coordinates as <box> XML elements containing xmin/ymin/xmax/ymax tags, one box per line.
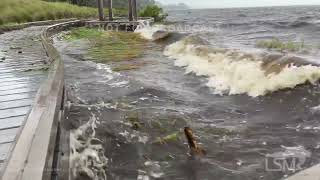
<box><xmin>53</xmin><ymin>35</ymin><xmax>320</xmax><ymax>180</ymax></box>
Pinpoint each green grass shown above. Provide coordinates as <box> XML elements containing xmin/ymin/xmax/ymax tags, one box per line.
<box><xmin>0</xmin><ymin>0</ymin><xmax>128</xmax><ymax>26</ymax></box>
<box><xmin>64</xmin><ymin>27</ymin><xmax>104</xmax><ymax>40</ymax></box>
<box><xmin>256</xmin><ymin>38</ymin><xmax>306</xmax><ymax>52</ymax></box>
<box><xmin>65</xmin><ymin>27</ymin><xmax>147</xmax><ymax>63</ymax></box>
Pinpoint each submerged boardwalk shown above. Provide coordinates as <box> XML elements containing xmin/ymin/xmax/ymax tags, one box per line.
<box><xmin>0</xmin><ymin>26</ymin><xmax>48</xmax><ymax>171</ymax></box>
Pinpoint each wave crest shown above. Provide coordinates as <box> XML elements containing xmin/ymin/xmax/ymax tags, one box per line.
<box><xmin>164</xmin><ymin>35</ymin><xmax>320</xmax><ymax>97</ymax></box>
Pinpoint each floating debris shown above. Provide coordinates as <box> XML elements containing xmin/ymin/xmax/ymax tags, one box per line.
<box><xmin>184</xmin><ymin>127</ymin><xmax>206</xmax><ymax>156</ymax></box>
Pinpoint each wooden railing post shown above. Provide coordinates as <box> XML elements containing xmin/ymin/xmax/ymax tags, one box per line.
<box><xmin>108</xmin><ymin>0</ymin><xmax>113</xmax><ymax>21</ymax></box>
<box><xmin>128</xmin><ymin>0</ymin><xmax>133</xmax><ymax>21</ymax></box>
<box><xmin>132</xmin><ymin>0</ymin><xmax>137</xmax><ymax>21</ymax></box>
<box><xmin>97</xmin><ymin>0</ymin><xmax>104</xmax><ymax>21</ymax></box>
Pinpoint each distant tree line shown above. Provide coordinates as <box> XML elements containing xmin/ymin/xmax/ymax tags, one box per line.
<box><xmin>43</xmin><ymin>0</ymin><xmax>155</xmax><ymax>9</ymax></box>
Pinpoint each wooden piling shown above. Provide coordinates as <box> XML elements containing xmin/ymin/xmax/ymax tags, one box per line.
<box><xmin>128</xmin><ymin>0</ymin><xmax>133</xmax><ymax>21</ymax></box>
<box><xmin>97</xmin><ymin>0</ymin><xmax>104</xmax><ymax>21</ymax></box>
<box><xmin>132</xmin><ymin>0</ymin><xmax>138</xmax><ymax>21</ymax></box>
<box><xmin>108</xmin><ymin>0</ymin><xmax>113</xmax><ymax>21</ymax></box>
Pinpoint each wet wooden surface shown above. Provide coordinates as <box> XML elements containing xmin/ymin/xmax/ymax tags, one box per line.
<box><xmin>0</xmin><ymin>26</ymin><xmax>48</xmax><ymax>171</ymax></box>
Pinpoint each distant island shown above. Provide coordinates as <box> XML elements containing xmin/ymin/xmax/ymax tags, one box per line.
<box><xmin>160</xmin><ymin>3</ymin><xmax>190</xmax><ymax>11</ymax></box>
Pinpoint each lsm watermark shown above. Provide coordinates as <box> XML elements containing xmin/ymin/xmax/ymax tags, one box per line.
<box><xmin>265</xmin><ymin>146</ymin><xmax>311</xmax><ymax>173</ymax></box>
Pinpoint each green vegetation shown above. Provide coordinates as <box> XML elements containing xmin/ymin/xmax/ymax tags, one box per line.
<box><xmin>139</xmin><ymin>5</ymin><xmax>168</xmax><ymax>22</ymax></box>
<box><xmin>65</xmin><ymin>27</ymin><xmax>147</xmax><ymax>63</ymax></box>
<box><xmin>90</xmin><ymin>31</ymin><xmax>147</xmax><ymax>62</ymax></box>
<box><xmin>256</xmin><ymin>38</ymin><xmax>306</xmax><ymax>52</ymax></box>
<box><xmin>0</xmin><ymin>0</ymin><xmax>96</xmax><ymax>25</ymax></box>
<box><xmin>0</xmin><ymin>0</ymin><xmax>129</xmax><ymax>26</ymax></box>
<box><xmin>64</xmin><ymin>27</ymin><xmax>104</xmax><ymax>40</ymax></box>
<box><xmin>45</xmin><ymin>0</ymin><xmax>156</xmax><ymax>10</ymax></box>
<box><xmin>155</xmin><ymin>132</ymin><xmax>181</xmax><ymax>144</ymax></box>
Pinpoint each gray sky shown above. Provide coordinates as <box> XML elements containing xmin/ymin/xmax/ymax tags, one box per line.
<box><xmin>158</xmin><ymin>0</ymin><xmax>320</xmax><ymax>9</ymax></box>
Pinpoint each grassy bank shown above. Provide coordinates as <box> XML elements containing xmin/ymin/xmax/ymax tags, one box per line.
<box><xmin>256</xmin><ymin>38</ymin><xmax>306</xmax><ymax>52</ymax></box>
<box><xmin>0</xmin><ymin>0</ymin><xmax>127</xmax><ymax>26</ymax></box>
<box><xmin>64</xmin><ymin>27</ymin><xmax>148</xmax><ymax>71</ymax></box>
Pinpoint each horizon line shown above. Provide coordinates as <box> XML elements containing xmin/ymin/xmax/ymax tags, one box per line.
<box><xmin>165</xmin><ymin>4</ymin><xmax>320</xmax><ymax>10</ymax></box>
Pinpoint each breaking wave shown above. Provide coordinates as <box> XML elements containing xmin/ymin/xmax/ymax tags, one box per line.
<box><xmin>135</xmin><ymin>21</ymin><xmax>169</xmax><ymax>41</ymax></box>
<box><xmin>164</xmin><ymin>35</ymin><xmax>320</xmax><ymax>97</ymax></box>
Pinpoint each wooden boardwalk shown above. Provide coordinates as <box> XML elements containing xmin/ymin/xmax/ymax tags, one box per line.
<box><xmin>0</xmin><ymin>26</ymin><xmax>48</xmax><ymax>171</ymax></box>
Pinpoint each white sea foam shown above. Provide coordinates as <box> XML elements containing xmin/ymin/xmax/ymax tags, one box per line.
<box><xmin>164</xmin><ymin>36</ymin><xmax>320</xmax><ymax>97</ymax></box>
<box><xmin>135</xmin><ymin>21</ymin><xmax>168</xmax><ymax>40</ymax></box>
<box><xmin>70</xmin><ymin>114</ymin><xmax>108</xmax><ymax>180</ymax></box>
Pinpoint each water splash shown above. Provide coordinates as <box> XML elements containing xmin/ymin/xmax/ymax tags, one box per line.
<box><xmin>70</xmin><ymin>114</ymin><xmax>108</xmax><ymax>180</ymax></box>
<box><xmin>135</xmin><ymin>21</ymin><xmax>169</xmax><ymax>41</ymax></box>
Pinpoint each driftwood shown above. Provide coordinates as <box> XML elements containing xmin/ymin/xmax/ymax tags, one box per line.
<box><xmin>184</xmin><ymin>127</ymin><xmax>206</xmax><ymax>157</ymax></box>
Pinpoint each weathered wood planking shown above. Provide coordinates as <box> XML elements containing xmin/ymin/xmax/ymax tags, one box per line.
<box><xmin>1</xmin><ymin>21</ymin><xmax>68</xmax><ymax>180</ymax></box>
<box><xmin>0</xmin><ymin>25</ymin><xmax>48</xmax><ymax>178</ymax></box>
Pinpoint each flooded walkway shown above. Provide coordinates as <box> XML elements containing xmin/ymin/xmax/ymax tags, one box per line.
<box><xmin>0</xmin><ymin>26</ymin><xmax>48</xmax><ymax>170</ymax></box>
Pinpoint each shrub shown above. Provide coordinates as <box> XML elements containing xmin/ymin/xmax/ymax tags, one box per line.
<box><xmin>139</xmin><ymin>5</ymin><xmax>167</xmax><ymax>22</ymax></box>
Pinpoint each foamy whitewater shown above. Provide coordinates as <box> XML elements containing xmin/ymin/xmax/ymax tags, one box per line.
<box><xmin>164</xmin><ymin>36</ymin><xmax>320</xmax><ymax>97</ymax></box>
<box><xmin>70</xmin><ymin>114</ymin><xmax>108</xmax><ymax>180</ymax></box>
<box><xmin>135</xmin><ymin>21</ymin><xmax>168</xmax><ymax>40</ymax></box>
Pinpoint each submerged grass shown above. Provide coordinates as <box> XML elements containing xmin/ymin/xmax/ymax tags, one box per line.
<box><xmin>66</xmin><ymin>27</ymin><xmax>147</xmax><ymax>63</ymax></box>
<box><xmin>256</xmin><ymin>38</ymin><xmax>306</xmax><ymax>52</ymax></box>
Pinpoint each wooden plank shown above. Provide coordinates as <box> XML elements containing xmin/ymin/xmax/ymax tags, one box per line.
<box><xmin>0</xmin><ymin>88</ymin><xmax>36</xmax><ymax>96</ymax></box>
<box><xmin>0</xmin><ymin>99</ymin><xmax>32</xmax><ymax>110</ymax></box>
<box><xmin>0</xmin><ymin>114</ymin><xmax>25</xmax><ymax>131</ymax></box>
<box><xmin>0</xmin><ymin>75</ymin><xmax>15</xmax><ymax>80</ymax></box>
<box><xmin>0</xmin><ymin>66</ymin><xmax>45</xmax><ymax>73</ymax></box>
<box><xmin>0</xmin><ymin>106</ymin><xmax>30</xmax><ymax>119</ymax></box>
<box><xmin>0</xmin><ymin>84</ymin><xmax>32</xmax><ymax>91</ymax></box>
<box><xmin>0</xmin><ymin>128</ymin><xmax>19</xmax><ymax>144</ymax></box>
<box><xmin>0</xmin><ymin>77</ymin><xmax>30</xmax><ymax>83</ymax></box>
<box><xmin>20</xmin><ymin>58</ymin><xmax>64</xmax><ymax>180</ymax></box>
<box><xmin>0</xmin><ymin>93</ymin><xmax>35</xmax><ymax>103</ymax></box>
<box><xmin>1</xmin><ymin>26</ymin><xmax>65</xmax><ymax>179</ymax></box>
<box><xmin>0</xmin><ymin>143</ymin><xmax>12</xmax><ymax>162</ymax></box>
<box><xmin>0</xmin><ymin>81</ymin><xmax>30</xmax><ymax>87</ymax></box>
<box><xmin>286</xmin><ymin>164</ymin><xmax>320</xmax><ymax>180</ymax></box>
<box><xmin>0</xmin><ymin>65</ymin><xmax>44</xmax><ymax>71</ymax></box>
<box><xmin>57</xmin><ymin>89</ymin><xmax>70</xmax><ymax>180</ymax></box>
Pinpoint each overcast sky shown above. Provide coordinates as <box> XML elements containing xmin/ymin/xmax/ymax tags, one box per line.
<box><xmin>158</xmin><ymin>0</ymin><xmax>320</xmax><ymax>9</ymax></box>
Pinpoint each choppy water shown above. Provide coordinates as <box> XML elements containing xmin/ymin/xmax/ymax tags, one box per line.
<box><xmin>166</xmin><ymin>6</ymin><xmax>320</xmax><ymax>52</ymax></box>
<box><xmin>56</xmin><ymin>6</ymin><xmax>320</xmax><ymax>180</ymax></box>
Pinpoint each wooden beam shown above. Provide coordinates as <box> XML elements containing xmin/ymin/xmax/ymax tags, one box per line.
<box><xmin>97</xmin><ymin>0</ymin><xmax>104</xmax><ymax>21</ymax></box>
<box><xmin>132</xmin><ymin>0</ymin><xmax>137</xmax><ymax>21</ymax></box>
<box><xmin>108</xmin><ymin>0</ymin><xmax>113</xmax><ymax>21</ymax></box>
<box><xmin>128</xmin><ymin>0</ymin><xmax>133</xmax><ymax>21</ymax></box>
